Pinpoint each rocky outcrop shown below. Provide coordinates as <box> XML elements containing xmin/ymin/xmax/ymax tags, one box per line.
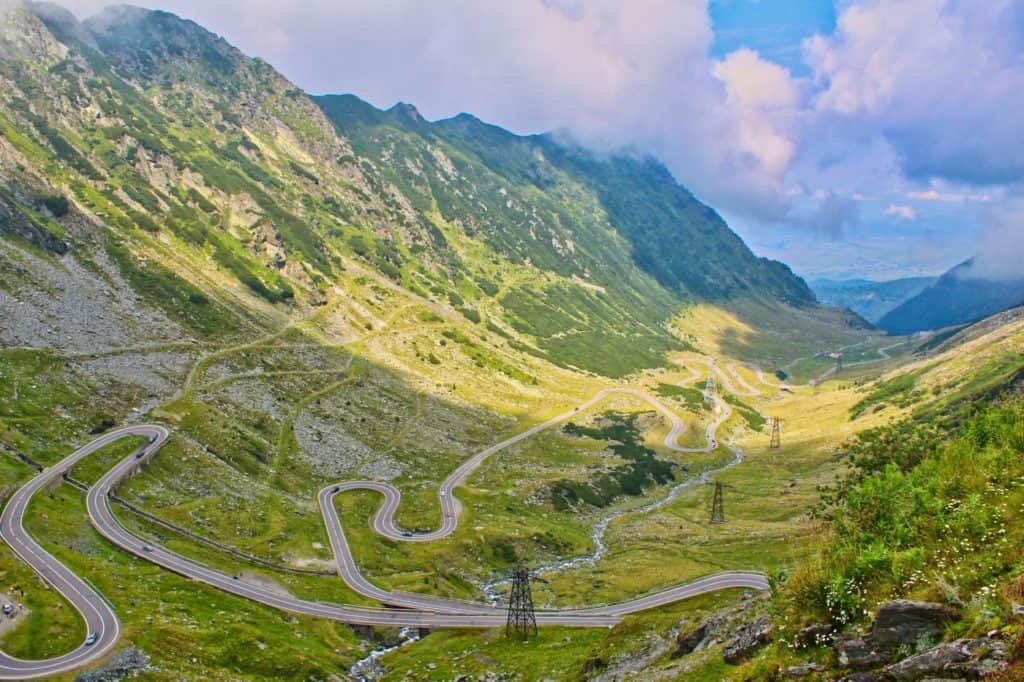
<box><xmin>882</xmin><ymin>637</ymin><xmax>1008</xmax><ymax>680</ymax></box>
<box><xmin>796</xmin><ymin>622</ymin><xmax>834</xmax><ymax>648</ymax></box>
<box><xmin>0</xmin><ymin>196</ymin><xmax>68</xmax><ymax>254</ymax></box>
<box><xmin>833</xmin><ymin>600</ymin><xmax>958</xmax><ymax>670</ymax></box>
<box><xmin>836</xmin><ymin>635</ymin><xmax>892</xmax><ymax>670</ymax></box>
<box><xmin>673</xmin><ymin>621</ymin><xmax>710</xmax><ymax>658</ymax></box>
<box><xmin>783</xmin><ymin>662</ymin><xmax>825</xmax><ymax>678</ymax></box>
<box><xmin>75</xmin><ymin>647</ymin><xmax>150</xmax><ymax>681</ymax></box>
<box><xmin>871</xmin><ymin>600</ymin><xmax>957</xmax><ymax>647</ymax></box>
<box><xmin>723</xmin><ymin>616</ymin><xmax>773</xmax><ymax>664</ymax></box>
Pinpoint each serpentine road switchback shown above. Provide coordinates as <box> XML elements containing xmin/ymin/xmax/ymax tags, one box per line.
<box><xmin>0</xmin><ymin>358</ymin><xmax>787</xmax><ymax>679</ymax></box>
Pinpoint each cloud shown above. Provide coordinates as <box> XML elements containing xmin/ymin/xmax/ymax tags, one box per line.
<box><xmin>805</xmin><ymin>0</ymin><xmax>1024</xmax><ymax>186</ymax></box>
<box><xmin>56</xmin><ymin>0</ymin><xmax>804</xmax><ymax>223</ymax></box>
<box><xmin>808</xmin><ymin>191</ymin><xmax>859</xmax><ymax>238</ymax></box>
<box><xmin>962</xmin><ymin>194</ymin><xmax>1024</xmax><ymax>281</ymax></box>
<box><xmin>907</xmin><ymin>190</ymin><xmax>993</xmax><ymax>203</ymax></box>
<box><xmin>712</xmin><ymin>47</ymin><xmax>801</xmax><ymax>180</ymax></box>
<box><xmin>50</xmin><ymin>0</ymin><xmax>1024</xmax><ymax>278</ymax></box>
<box><xmin>885</xmin><ymin>204</ymin><xmax>916</xmax><ymax>221</ymax></box>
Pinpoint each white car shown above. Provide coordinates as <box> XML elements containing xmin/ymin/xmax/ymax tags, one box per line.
<box><xmin>85</xmin><ymin>632</ymin><xmax>98</xmax><ymax>646</ymax></box>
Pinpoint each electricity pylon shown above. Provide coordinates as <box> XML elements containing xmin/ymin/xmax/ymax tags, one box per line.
<box><xmin>506</xmin><ymin>565</ymin><xmax>537</xmax><ymax>639</ymax></box>
<box><xmin>831</xmin><ymin>351</ymin><xmax>843</xmax><ymax>373</ymax></box>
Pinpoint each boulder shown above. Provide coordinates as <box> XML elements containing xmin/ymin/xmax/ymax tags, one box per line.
<box><xmin>783</xmin><ymin>662</ymin><xmax>826</xmax><ymax>678</ymax></box>
<box><xmin>723</xmin><ymin>616</ymin><xmax>773</xmax><ymax>664</ymax></box>
<box><xmin>672</xmin><ymin>621</ymin><xmax>710</xmax><ymax>658</ymax></box>
<box><xmin>797</xmin><ymin>622</ymin><xmax>834</xmax><ymax>648</ymax></box>
<box><xmin>871</xmin><ymin>601</ymin><xmax>957</xmax><ymax>647</ymax></box>
<box><xmin>836</xmin><ymin>635</ymin><xmax>891</xmax><ymax>669</ymax></box>
<box><xmin>883</xmin><ymin>638</ymin><xmax>1007</xmax><ymax>680</ymax></box>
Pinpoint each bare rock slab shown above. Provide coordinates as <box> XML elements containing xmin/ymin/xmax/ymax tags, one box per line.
<box><xmin>872</xmin><ymin>600</ymin><xmax>957</xmax><ymax>647</ymax></box>
<box><xmin>723</xmin><ymin>616</ymin><xmax>773</xmax><ymax>664</ymax></box>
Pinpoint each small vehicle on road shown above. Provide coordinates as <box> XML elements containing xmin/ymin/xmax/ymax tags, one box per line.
<box><xmin>2</xmin><ymin>603</ymin><xmax>12</xmax><ymax>615</ymax></box>
<box><xmin>444</xmin><ymin>511</ymin><xmax>451</xmax><ymax>518</ymax></box>
<box><xmin>331</xmin><ymin>486</ymin><xmax>340</xmax><ymax>494</ymax></box>
<box><xmin>401</xmin><ymin>531</ymin><xmax>413</xmax><ymax>537</ymax></box>
<box><xmin>141</xmin><ymin>544</ymin><xmax>153</xmax><ymax>553</ymax></box>
<box><xmin>85</xmin><ymin>632</ymin><xmax>98</xmax><ymax>646</ymax></box>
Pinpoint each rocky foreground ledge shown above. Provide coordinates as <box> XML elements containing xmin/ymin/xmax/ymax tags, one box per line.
<box><xmin>668</xmin><ymin>597</ymin><xmax>1017</xmax><ymax>680</ymax></box>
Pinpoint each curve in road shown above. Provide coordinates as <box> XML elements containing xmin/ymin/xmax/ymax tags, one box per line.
<box><xmin>1</xmin><ymin>368</ymin><xmax>773</xmax><ymax>678</ymax></box>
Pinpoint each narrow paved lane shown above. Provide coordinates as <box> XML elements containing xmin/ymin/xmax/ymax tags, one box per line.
<box><xmin>1</xmin><ymin>368</ymin><xmax>775</xmax><ymax>678</ymax></box>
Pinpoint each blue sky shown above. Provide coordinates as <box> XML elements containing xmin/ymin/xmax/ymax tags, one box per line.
<box><xmin>709</xmin><ymin>0</ymin><xmax>836</xmax><ymax>76</ymax></box>
<box><xmin>62</xmin><ymin>0</ymin><xmax>1024</xmax><ymax>283</ymax></box>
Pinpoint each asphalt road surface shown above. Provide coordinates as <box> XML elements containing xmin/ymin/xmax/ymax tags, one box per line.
<box><xmin>1</xmin><ymin>371</ymin><xmax>772</xmax><ymax>679</ymax></box>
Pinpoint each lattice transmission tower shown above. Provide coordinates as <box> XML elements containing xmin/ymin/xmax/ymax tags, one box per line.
<box><xmin>831</xmin><ymin>351</ymin><xmax>844</xmax><ymax>373</ymax></box>
<box><xmin>769</xmin><ymin>417</ymin><xmax>782</xmax><ymax>449</ymax></box>
<box><xmin>506</xmin><ymin>564</ymin><xmax>538</xmax><ymax>639</ymax></box>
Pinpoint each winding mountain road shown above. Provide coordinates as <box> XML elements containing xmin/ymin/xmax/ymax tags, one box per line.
<box><xmin>1</xmin><ymin>365</ymin><xmax>772</xmax><ymax>679</ymax></box>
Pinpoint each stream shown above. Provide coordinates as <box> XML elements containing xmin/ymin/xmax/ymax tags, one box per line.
<box><xmin>482</xmin><ymin>444</ymin><xmax>746</xmax><ymax>606</ymax></box>
<box><xmin>349</xmin><ymin>627</ymin><xmax>421</xmax><ymax>681</ymax></box>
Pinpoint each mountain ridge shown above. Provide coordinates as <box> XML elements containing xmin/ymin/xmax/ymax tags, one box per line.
<box><xmin>810</xmin><ymin>275</ymin><xmax>936</xmax><ymax>322</ymax></box>
<box><xmin>878</xmin><ymin>259</ymin><xmax>1024</xmax><ymax>334</ymax></box>
<box><xmin>1</xmin><ymin>0</ymin><xmax>819</xmax><ymax>377</ymax></box>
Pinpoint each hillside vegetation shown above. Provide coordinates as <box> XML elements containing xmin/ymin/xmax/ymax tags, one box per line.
<box><xmin>0</xmin><ymin>2</ymin><xmax>818</xmax><ymax>379</ymax></box>
<box><xmin>4</xmin><ymin>3</ymin><xmax>1020</xmax><ymax>681</ymax></box>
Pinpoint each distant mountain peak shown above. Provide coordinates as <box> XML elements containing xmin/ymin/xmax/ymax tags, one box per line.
<box><xmin>81</xmin><ymin>3</ymin><xmax>241</xmax><ymax>83</ymax></box>
<box><xmin>879</xmin><ymin>259</ymin><xmax>1024</xmax><ymax>334</ymax></box>
<box><xmin>387</xmin><ymin>101</ymin><xmax>424</xmax><ymax>122</ymax></box>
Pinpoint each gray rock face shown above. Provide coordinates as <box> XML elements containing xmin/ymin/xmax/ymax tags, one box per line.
<box><xmin>722</xmin><ymin>616</ymin><xmax>773</xmax><ymax>664</ymax></box>
<box><xmin>0</xmin><ymin>198</ymin><xmax>68</xmax><ymax>254</ymax></box>
<box><xmin>883</xmin><ymin>638</ymin><xmax>1008</xmax><ymax>680</ymax></box>
<box><xmin>836</xmin><ymin>635</ymin><xmax>892</xmax><ymax>670</ymax></box>
<box><xmin>872</xmin><ymin>600</ymin><xmax>957</xmax><ymax>647</ymax></box>
<box><xmin>75</xmin><ymin>647</ymin><xmax>150</xmax><ymax>681</ymax></box>
<box><xmin>783</xmin><ymin>662</ymin><xmax>826</xmax><ymax>678</ymax></box>
<box><xmin>672</xmin><ymin>621</ymin><xmax>710</xmax><ymax>658</ymax></box>
<box><xmin>797</xmin><ymin>622</ymin><xmax>834</xmax><ymax>648</ymax></box>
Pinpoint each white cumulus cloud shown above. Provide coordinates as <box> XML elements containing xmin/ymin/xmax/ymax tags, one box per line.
<box><xmin>885</xmin><ymin>204</ymin><xmax>917</xmax><ymax>221</ymax></box>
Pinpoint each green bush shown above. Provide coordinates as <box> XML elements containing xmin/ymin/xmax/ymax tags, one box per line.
<box><xmin>551</xmin><ymin>413</ymin><xmax>677</xmax><ymax>509</ymax></box>
<box><xmin>783</xmin><ymin>400</ymin><xmax>1024</xmax><ymax>630</ymax></box>
<box><xmin>36</xmin><ymin>194</ymin><xmax>70</xmax><ymax>217</ymax></box>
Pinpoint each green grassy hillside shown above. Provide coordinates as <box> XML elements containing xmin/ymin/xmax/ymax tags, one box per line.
<box><xmin>5</xmin><ymin>3</ymin><xmax>1017</xmax><ymax>681</ymax></box>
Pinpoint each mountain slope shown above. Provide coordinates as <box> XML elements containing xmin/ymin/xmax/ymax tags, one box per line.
<box><xmin>0</xmin><ymin>0</ymin><xmax>815</xmax><ymax>377</ymax></box>
<box><xmin>810</xmin><ymin>276</ymin><xmax>935</xmax><ymax>322</ymax></box>
<box><xmin>878</xmin><ymin>260</ymin><xmax>1024</xmax><ymax>334</ymax></box>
